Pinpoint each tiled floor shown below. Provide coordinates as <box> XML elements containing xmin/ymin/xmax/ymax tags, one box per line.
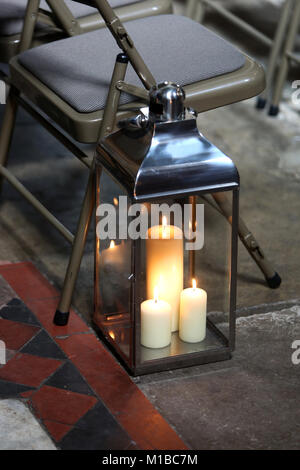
<box><xmin>0</xmin><ymin>262</ymin><xmax>187</xmax><ymax>450</ymax></box>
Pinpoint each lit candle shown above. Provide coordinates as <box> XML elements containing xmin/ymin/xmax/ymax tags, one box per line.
<box><xmin>179</xmin><ymin>279</ymin><xmax>207</xmax><ymax>343</ymax></box>
<box><xmin>146</xmin><ymin>218</ymin><xmax>183</xmax><ymax>332</ymax></box>
<box><xmin>141</xmin><ymin>287</ymin><xmax>172</xmax><ymax>349</ymax></box>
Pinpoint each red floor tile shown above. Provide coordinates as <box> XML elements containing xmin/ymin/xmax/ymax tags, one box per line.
<box><xmin>43</xmin><ymin>420</ymin><xmax>72</xmax><ymax>442</ymax></box>
<box><xmin>31</xmin><ymin>385</ymin><xmax>98</xmax><ymax>425</ymax></box>
<box><xmin>0</xmin><ymin>353</ymin><xmax>62</xmax><ymax>388</ymax></box>
<box><xmin>26</xmin><ymin>298</ymin><xmax>90</xmax><ymax>337</ymax></box>
<box><xmin>56</xmin><ymin>334</ymin><xmax>102</xmax><ymax>359</ymax></box>
<box><xmin>0</xmin><ymin>319</ymin><xmax>40</xmax><ymax>350</ymax></box>
<box><xmin>57</xmin><ymin>335</ymin><xmax>187</xmax><ymax>450</ymax></box>
<box><xmin>0</xmin><ymin>262</ymin><xmax>58</xmax><ymax>301</ymax></box>
<box><xmin>20</xmin><ymin>389</ymin><xmax>36</xmax><ymax>399</ymax></box>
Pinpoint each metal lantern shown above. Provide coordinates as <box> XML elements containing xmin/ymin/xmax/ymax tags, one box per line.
<box><xmin>94</xmin><ymin>82</ymin><xmax>239</xmax><ymax>376</ymax></box>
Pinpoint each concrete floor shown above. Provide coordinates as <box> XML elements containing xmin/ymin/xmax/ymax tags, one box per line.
<box><xmin>0</xmin><ymin>0</ymin><xmax>299</xmax><ymax>450</ymax></box>
<box><xmin>0</xmin><ymin>399</ymin><xmax>56</xmax><ymax>450</ymax></box>
<box><xmin>137</xmin><ymin>304</ymin><xmax>300</xmax><ymax>450</ymax></box>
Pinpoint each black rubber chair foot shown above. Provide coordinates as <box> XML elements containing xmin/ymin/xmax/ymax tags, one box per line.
<box><xmin>53</xmin><ymin>310</ymin><xmax>70</xmax><ymax>326</ymax></box>
<box><xmin>266</xmin><ymin>272</ymin><xmax>282</xmax><ymax>289</ymax></box>
<box><xmin>268</xmin><ymin>105</ymin><xmax>279</xmax><ymax>117</ymax></box>
<box><xmin>256</xmin><ymin>97</ymin><xmax>267</xmax><ymax>110</ymax></box>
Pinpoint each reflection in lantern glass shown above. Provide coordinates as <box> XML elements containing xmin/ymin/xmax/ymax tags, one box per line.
<box><xmin>109</xmin><ymin>330</ymin><xmax>115</xmax><ymax>340</ymax></box>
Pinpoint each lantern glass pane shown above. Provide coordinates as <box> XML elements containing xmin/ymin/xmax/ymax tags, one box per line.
<box><xmin>94</xmin><ymin>171</ymin><xmax>133</xmax><ymax>364</ymax></box>
<box><xmin>136</xmin><ymin>193</ymin><xmax>233</xmax><ymax>366</ymax></box>
<box><xmin>94</xmin><ymin>166</ymin><xmax>236</xmax><ymax>373</ymax></box>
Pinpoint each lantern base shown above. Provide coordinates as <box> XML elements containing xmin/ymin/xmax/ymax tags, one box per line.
<box><xmin>53</xmin><ymin>309</ymin><xmax>70</xmax><ymax>326</ymax></box>
<box><xmin>93</xmin><ymin>313</ymin><xmax>233</xmax><ymax>376</ymax></box>
<box><xmin>134</xmin><ymin>348</ymin><xmax>232</xmax><ymax>376</ymax></box>
<box><xmin>266</xmin><ymin>272</ymin><xmax>282</xmax><ymax>289</ymax></box>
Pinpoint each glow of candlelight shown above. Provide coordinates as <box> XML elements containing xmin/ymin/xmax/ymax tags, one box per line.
<box><xmin>154</xmin><ymin>286</ymin><xmax>159</xmax><ymax>303</ymax></box>
<box><xmin>162</xmin><ymin>216</ymin><xmax>167</xmax><ymax>238</ymax></box>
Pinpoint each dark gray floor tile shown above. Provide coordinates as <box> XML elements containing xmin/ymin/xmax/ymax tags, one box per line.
<box><xmin>0</xmin><ymin>298</ymin><xmax>41</xmax><ymax>326</ymax></box>
<box><xmin>59</xmin><ymin>402</ymin><xmax>132</xmax><ymax>450</ymax></box>
<box><xmin>20</xmin><ymin>330</ymin><xmax>67</xmax><ymax>359</ymax></box>
<box><xmin>45</xmin><ymin>361</ymin><xmax>95</xmax><ymax>396</ymax></box>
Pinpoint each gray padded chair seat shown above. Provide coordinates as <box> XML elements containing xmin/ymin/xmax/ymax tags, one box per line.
<box><xmin>17</xmin><ymin>14</ymin><xmax>245</xmax><ymax>114</ymax></box>
<box><xmin>0</xmin><ymin>0</ymin><xmax>140</xmax><ymax>36</ymax></box>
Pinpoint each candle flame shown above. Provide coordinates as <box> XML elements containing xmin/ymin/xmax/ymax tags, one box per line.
<box><xmin>154</xmin><ymin>286</ymin><xmax>159</xmax><ymax>303</ymax></box>
<box><xmin>192</xmin><ymin>278</ymin><xmax>197</xmax><ymax>290</ymax></box>
<box><xmin>113</xmin><ymin>197</ymin><xmax>119</xmax><ymax>206</ymax></box>
<box><xmin>109</xmin><ymin>240</ymin><xmax>115</xmax><ymax>249</ymax></box>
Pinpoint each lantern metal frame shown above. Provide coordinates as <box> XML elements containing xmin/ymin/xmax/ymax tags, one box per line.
<box><xmin>94</xmin><ymin>111</ymin><xmax>239</xmax><ymax>375</ymax></box>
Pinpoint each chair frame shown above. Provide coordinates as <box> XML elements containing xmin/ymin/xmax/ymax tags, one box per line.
<box><xmin>0</xmin><ymin>0</ymin><xmax>280</xmax><ymax>327</ymax></box>
<box><xmin>186</xmin><ymin>0</ymin><xmax>300</xmax><ymax>116</ymax></box>
<box><xmin>0</xmin><ymin>0</ymin><xmax>173</xmax><ymax>66</ymax></box>
<box><xmin>267</xmin><ymin>0</ymin><xmax>300</xmax><ymax>115</ymax></box>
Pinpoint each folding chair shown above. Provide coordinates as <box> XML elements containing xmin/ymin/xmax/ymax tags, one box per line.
<box><xmin>264</xmin><ymin>0</ymin><xmax>300</xmax><ymax>116</ymax></box>
<box><xmin>0</xmin><ymin>0</ymin><xmax>280</xmax><ymax>327</ymax></box>
<box><xmin>186</xmin><ymin>0</ymin><xmax>300</xmax><ymax>116</ymax></box>
<box><xmin>0</xmin><ymin>0</ymin><xmax>172</xmax><ymax>65</ymax></box>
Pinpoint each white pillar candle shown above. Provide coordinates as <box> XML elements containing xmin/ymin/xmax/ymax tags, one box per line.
<box><xmin>141</xmin><ymin>287</ymin><xmax>172</xmax><ymax>349</ymax></box>
<box><xmin>146</xmin><ymin>218</ymin><xmax>183</xmax><ymax>332</ymax></box>
<box><xmin>179</xmin><ymin>279</ymin><xmax>207</xmax><ymax>343</ymax></box>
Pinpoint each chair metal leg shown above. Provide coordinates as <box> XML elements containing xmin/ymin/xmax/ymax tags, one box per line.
<box><xmin>0</xmin><ymin>87</ymin><xmax>19</xmax><ymax>194</ymax></box>
<box><xmin>54</xmin><ymin>53</ymin><xmax>128</xmax><ymax>326</ymax></box>
<box><xmin>212</xmin><ymin>193</ymin><xmax>281</xmax><ymax>289</ymax></box>
<box><xmin>195</xmin><ymin>1</ymin><xmax>206</xmax><ymax>23</ymax></box>
<box><xmin>186</xmin><ymin>0</ymin><xmax>198</xmax><ymax>19</ymax></box>
<box><xmin>53</xmin><ymin>166</ymin><xmax>96</xmax><ymax>326</ymax></box>
<box><xmin>257</xmin><ymin>0</ymin><xmax>294</xmax><ymax>110</ymax></box>
<box><xmin>269</xmin><ymin>0</ymin><xmax>300</xmax><ymax>116</ymax></box>
<box><xmin>19</xmin><ymin>0</ymin><xmax>41</xmax><ymax>53</ymax></box>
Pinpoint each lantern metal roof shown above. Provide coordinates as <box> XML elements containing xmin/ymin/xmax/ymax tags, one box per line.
<box><xmin>96</xmin><ymin>82</ymin><xmax>239</xmax><ymax>201</ymax></box>
<box><xmin>96</xmin><ymin>116</ymin><xmax>239</xmax><ymax>201</ymax></box>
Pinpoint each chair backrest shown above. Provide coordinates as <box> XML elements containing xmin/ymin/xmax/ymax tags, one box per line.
<box><xmin>19</xmin><ymin>0</ymin><xmax>93</xmax><ymax>54</ymax></box>
<box><xmin>10</xmin><ymin>0</ymin><xmax>85</xmax><ymax>58</ymax></box>
<box><xmin>43</xmin><ymin>0</ymin><xmax>85</xmax><ymax>36</ymax></box>
<box><xmin>1</xmin><ymin>0</ymin><xmax>171</xmax><ymax>63</ymax></box>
